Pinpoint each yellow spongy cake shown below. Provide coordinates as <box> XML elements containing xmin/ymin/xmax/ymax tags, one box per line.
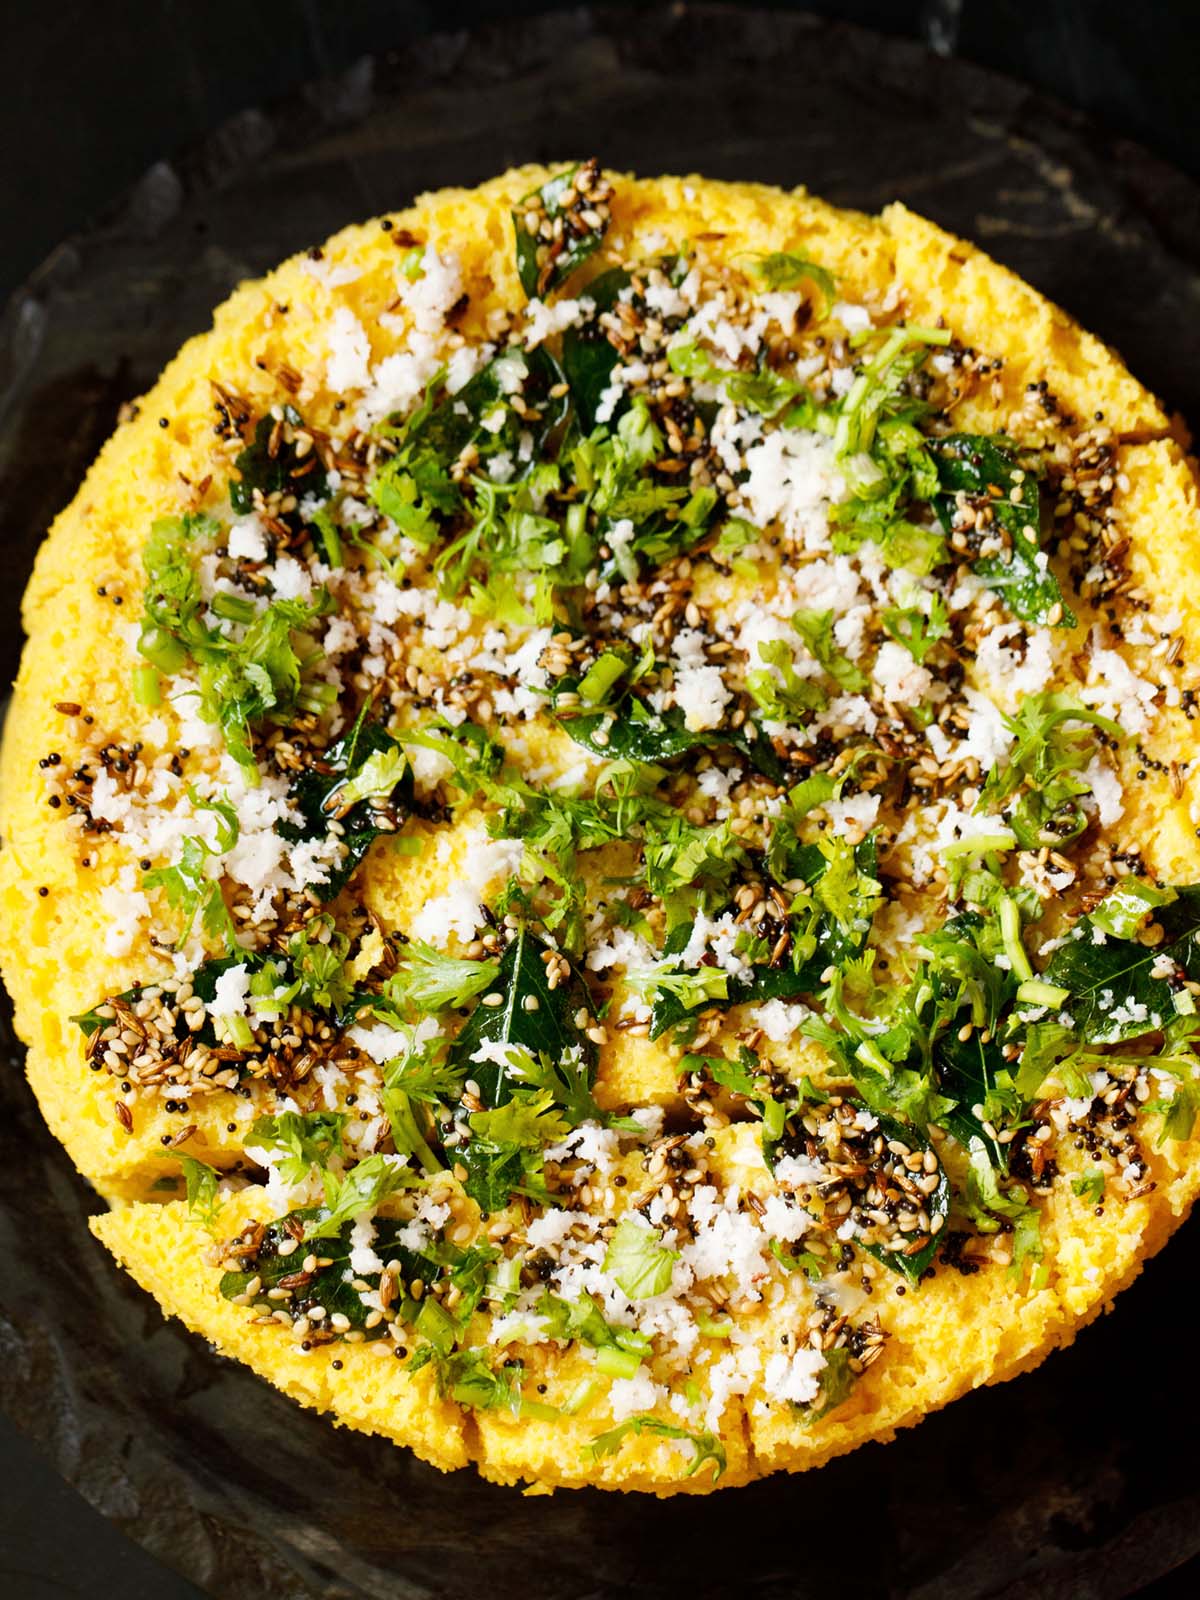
<box><xmin>4</xmin><ymin>163</ymin><xmax>1200</xmax><ymax>1494</ymax></box>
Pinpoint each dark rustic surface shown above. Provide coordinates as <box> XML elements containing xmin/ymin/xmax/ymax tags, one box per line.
<box><xmin>2</xmin><ymin>7</ymin><xmax>1200</xmax><ymax>1597</ymax></box>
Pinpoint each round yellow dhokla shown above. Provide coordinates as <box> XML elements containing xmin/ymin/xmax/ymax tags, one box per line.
<box><xmin>1</xmin><ymin>166</ymin><xmax>1198</xmax><ymax>1494</ymax></box>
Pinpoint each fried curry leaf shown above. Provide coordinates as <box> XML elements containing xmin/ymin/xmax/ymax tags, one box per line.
<box><xmin>71</xmin><ymin>988</ymin><xmax>142</xmax><ymax>1038</ymax></box>
<box><xmin>424</xmin><ymin>347</ymin><xmax>569</xmax><ymax>471</ymax></box>
<box><xmin>219</xmin><ymin>1206</ymin><xmax>437</xmax><ymax>1335</ymax></box>
<box><xmin>933</xmin><ymin>1023</ymin><xmax>1013</xmax><ymax>1170</ymax></box>
<box><xmin>513</xmin><ymin>161</ymin><xmax>611</xmax><ymax>298</ymax></box>
<box><xmin>647</xmin><ymin>839</ymin><xmax>880</xmax><ymax>1039</ymax></box>
<box><xmin>550</xmin><ymin>675</ymin><xmax>782</xmax><ymax>782</ymax></box>
<box><xmin>804</xmin><ymin>1346</ymin><xmax>857</xmax><ymax>1423</ymax></box>
<box><xmin>229</xmin><ymin>405</ymin><xmax>328</xmax><ymax>519</ymax></box>
<box><xmin>561</xmin><ymin>266</ymin><xmax>630</xmax><ymax>429</ymax></box>
<box><xmin>279</xmin><ymin>712</ymin><xmax>412</xmax><ymax>899</ymax></box>
<box><xmin>764</xmin><ymin>1102</ymin><xmax>949</xmax><ymax>1282</ymax></box>
<box><xmin>1041</xmin><ymin>886</ymin><xmax>1200</xmax><ymax>1044</ymax></box>
<box><xmin>449</xmin><ymin>925</ymin><xmax>597</xmax><ymax>1107</ymax></box>
<box><xmin>921</xmin><ymin>910</ymin><xmax>1020</xmax><ymax>1167</ymax></box>
<box><xmin>458</xmin><ymin>1128</ymin><xmax>552</xmax><ymax>1214</ymax></box>
<box><xmin>931</xmin><ymin>434</ymin><xmax>1074</xmax><ymax>628</ymax></box>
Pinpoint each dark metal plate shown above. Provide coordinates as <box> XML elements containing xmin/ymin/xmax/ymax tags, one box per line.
<box><xmin>1</xmin><ymin>8</ymin><xmax>1198</xmax><ymax>1597</ymax></box>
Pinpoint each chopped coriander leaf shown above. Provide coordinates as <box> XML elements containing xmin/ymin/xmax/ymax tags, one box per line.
<box><xmin>631</xmin><ymin>960</ymin><xmax>729</xmax><ymax>1014</ymax></box>
<box><xmin>642</xmin><ymin>815</ymin><xmax>745</xmax><ymax>910</ymax></box>
<box><xmin>142</xmin><ymin>826</ymin><xmax>239</xmax><ymax>953</ymax></box>
<box><xmin>747</xmin><ymin>251</ymin><xmax>836</xmax><ymax>309</ymax></box>
<box><xmin>603</xmin><ymin>1216</ymin><xmax>679</xmax><ymax>1299</ymax></box>
<box><xmin>139</xmin><ymin>512</ymin><xmax>220</xmax><ymax>658</ymax></box>
<box><xmin>415</xmin><ymin>1347</ymin><xmax>528</xmax><ymax>1415</ymax></box>
<box><xmin>379</xmin><ymin>1034</ymin><xmax>463</xmax><ymax>1103</ymax></box>
<box><xmin>681</xmin><ymin>1044</ymin><xmax>779</xmax><ymax>1110</ymax></box>
<box><xmin>177</xmin><ymin>1155</ymin><xmax>221</xmax><ymax>1223</ymax></box>
<box><xmin>1148</xmin><ymin>1080</ymin><xmax>1200</xmax><ymax>1145</ymax></box>
<box><xmin>459</xmin><ymin>1084</ymin><xmax>567</xmax><ymax>1208</ymax></box>
<box><xmin>744</xmin><ymin>638</ymin><xmax>825</xmax><ymax>723</ymax></box>
<box><xmin>1088</xmin><ymin>878</ymin><xmax>1175</xmax><ymax>940</ymax></box>
<box><xmin>963</xmin><ymin>1137</ymin><xmax>1044</xmax><ymax>1282</ymax></box>
<box><xmin>538</xmin><ymin>1291</ymin><xmax>650</xmax><ymax>1367</ymax></box>
<box><xmin>881</xmin><ymin>593</ymin><xmax>949</xmax><ymax>663</ymax></box>
<box><xmin>286</xmin><ymin>919</ymin><xmax>353</xmax><ymax>1014</ymax></box>
<box><xmin>1071</xmin><ymin>1168</ymin><xmax>1106</xmax><ymax>1206</ymax></box>
<box><xmin>505</xmin><ymin>1044</ymin><xmax>613</xmax><ymax>1128</ymax></box>
<box><xmin>646</xmin><ymin>837</ymin><xmax>882</xmax><ymax>1039</ymax></box>
<box><xmin>380</xmin><ymin>1034</ymin><xmax>462</xmax><ymax>1173</ymax></box>
<box><xmin>791</xmin><ymin>609</ymin><xmax>867</xmax><ymax>692</ymax></box>
<box><xmin>711</xmin><ymin>516</ymin><xmax>761</xmax><ymax>574</ymax></box>
<box><xmin>832</xmin><ymin>323</ymin><xmax>948</xmax><ymax>464</ymax></box>
<box><xmin>249</xmin><ymin>1110</ymin><xmax>347</xmax><ymax>1183</ymax></box>
<box><xmin>977</xmin><ymin>692</ymin><xmax>1122</xmax><ymax>850</ymax></box>
<box><xmin>333</xmin><ymin>745</ymin><xmax>409</xmax><ymax>813</ymax></box>
<box><xmin>384</xmin><ymin>942</ymin><xmax>502</xmax><ymax>1013</ymax></box>
<box><xmin>585</xmin><ymin>1416</ymin><xmax>726</xmax><ymax>1481</ymax></box>
<box><xmin>366</xmin><ymin>456</ymin><xmax>446</xmax><ymax>548</ymax></box>
<box><xmin>139</xmin><ymin>523</ymin><xmax>335</xmax><ymax>774</ymax></box>
<box><xmin>769</xmin><ymin>1241</ymin><xmax>825</xmax><ymax>1278</ymax></box>
<box><xmin>400</xmin><ymin>719</ymin><xmax>505</xmax><ymax>793</ymax></box>
<box><xmin>469</xmin><ymin>1085</ymin><xmax>569</xmax><ymax>1149</ymax></box>
<box><xmin>369</xmin><ymin>348</ymin><xmax>571</xmax><ymax>601</ymax></box>
<box><xmin>666</xmin><ymin>337</ymin><xmax>809</xmax><ymax>418</ymax></box>
<box><xmin>305</xmin><ymin>1154</ymin><xmax>416</xmax><ymax>1239</ymax></box>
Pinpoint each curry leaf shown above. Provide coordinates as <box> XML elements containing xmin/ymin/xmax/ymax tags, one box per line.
<box><xmin>219</xmin><ymin>1206</ymin><xmax>440</xmax><ymax>1333</ymax></box>
<box><xmin>561</xmin><ymin>267</ymin><xmax>630</xmax><ymax>429</ymax></box>
<box><xmin>229</xmin><ymin>405</ymin><xmax>328</xmax><ymax>520</ymax></box>
<box><xmin>449</xmin><ymin>925</ymin><xmax>597</xmax><ymax>1107</ymax></box>
<box><xmin>279</xmin><ymin>713</ymin><xmax>412</xmax><ymax>899</ymax></box>
<box><xmin>1041</xmin><ymin>889</ymin><xmax>1200</xmax><ymax>1044</ymax></box>
<box><xmin>513</xmin><ymin>161</ymin><xmax>611</xmax><ymax>298</ymax></box>
<box><xmin>932</xmin><ymin>434</ymin><xmax>1074</xmax><ymax>628</ymax></box>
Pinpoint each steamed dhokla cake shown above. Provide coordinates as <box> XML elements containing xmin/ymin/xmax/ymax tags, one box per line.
<box><xmin>3</xmin><ymin>161</ymin><xmax>1200</xmax><ymax>1493</ymax></box>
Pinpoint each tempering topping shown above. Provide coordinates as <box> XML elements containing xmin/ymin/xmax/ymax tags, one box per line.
<box><xmin>48</xmin><ymin>164</ymin><xmax>1200</xmax><ymax>1479</ymax></box>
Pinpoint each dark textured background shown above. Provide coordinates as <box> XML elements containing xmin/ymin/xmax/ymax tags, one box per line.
<box><xmin>6</xmin><ymin>0</ymin><xmax>1200</xmax><ymax>309</ymax></box>
<box><xmin>2</xmin><ymin>3</ymin><xmax>1200</xmax><ymax>1596</ymax></box>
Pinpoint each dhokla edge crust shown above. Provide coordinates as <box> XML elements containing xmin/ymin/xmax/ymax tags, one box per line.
<box><xmin>1</xmin><ymin>165</ymin><xmax>1198</xmax><ymax>1492</ymax></box>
